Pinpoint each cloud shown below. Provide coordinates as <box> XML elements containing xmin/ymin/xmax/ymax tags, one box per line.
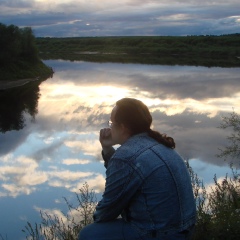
<box><xmin>64</xmin><ymin>139</ymin><xmax>102</xmax><ymax>156</ymax></box>
<box><xmin>189</xmin><ymin>158</ymin><xmax>234</xmax><ymax>185</ymax></box>
<box><xmin>1</xmin><ymin>61</ymin><xmax>239</xmax><ymax>170</ymax></box>
<box><xmin>0</xmin><ymin>152</ymin><xmax>106</xmax><ymax>198</ymax></box>
<box><xmin>49</xmin><ymin>170</ymin><xmax>93</xmax><ymax>182</ymax></box>
<box><xmin>1</xmin><ymin>60</ymin><xmax>239</xmax><ymax>200</ymax></box>
<box><xmin>71</xmin><ymin>174</ymin><xmax>106</xmax><ymax>193</ymax></box>
<box><xmin>0</xmin><ymin>0</ymin><xmax>240</xmax><ymax>36</ymax></box>
<box><xmin>62</xmin><ymin>158</ymin><xmax>90</xmax><ymax>165</ymax></box>
<box><xmin>0</xmin><ymin>156</ymin><xmax>45</xmax><ymax>197</ymax></box>
<box><xmin>46</xmin><ymin>62</ymin><xmax>240</xmax><ymax>103</ymax></box>
<box><xmin>0</xmin><ymin>127</ymin><xmax>31</xmax><ymax>157</ymax></box>
<box><xmin>1</xmin><ymin>184</ymin><xmax>36</xmax><ymax>198</ymax></box>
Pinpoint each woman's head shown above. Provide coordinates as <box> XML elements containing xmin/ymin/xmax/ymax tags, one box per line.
<box><xmin>114</xmin><ymin>98</ymin><xmax>152</xmax><ymax>135</ymax></box>
<box><xmin>111</xmin><ymin>98</ymin><xmax>175</xmax><ymax>148</ymax></box>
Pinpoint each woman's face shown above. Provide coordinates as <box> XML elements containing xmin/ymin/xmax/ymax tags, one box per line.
<box><xmin>110</xmin><ymin>106</ymin><xmax>121</xmax><ymax>145</ymax></box>
<box><xmin>110</xmin><ymin>105</ymin><xmax>131</xmax><ymax>145</ymax></box>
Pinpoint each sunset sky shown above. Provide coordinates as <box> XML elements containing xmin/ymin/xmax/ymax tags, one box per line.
<box><xmin>1</xmin><ymin>0</ymin><xmax>240</xmax><ymax>37</ymax></box>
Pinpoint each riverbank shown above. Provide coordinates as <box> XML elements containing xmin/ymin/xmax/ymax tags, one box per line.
<box><xmin>0</xmin><ymin>77</ymin><xmax>43</xmax><ymax>90</ymax></box>
<box><xmin>0</xmin><ymin>59</ymin><xmax>53</xmax><ymax>81</ymax></box>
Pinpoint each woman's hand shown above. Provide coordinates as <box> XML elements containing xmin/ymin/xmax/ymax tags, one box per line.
<box><xmin>99</xmin><ymin>128</ymin><xmax>114</xmax><ymax>154</ymax></box>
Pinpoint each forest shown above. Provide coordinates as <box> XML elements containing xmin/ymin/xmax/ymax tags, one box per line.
<box><xmin>0</xmin><ymin>23</ymin><xmax>53</xmax><ymax>81</ymax></box>
<box><xmin>37</xmin><ymin>34</ymin><xmax>240</xmax><ymax>55</ymax></box>
<box><xmin>37</xmin><ymin>34</ymin><xmax>240</xmax><ymax>67</ymax></box>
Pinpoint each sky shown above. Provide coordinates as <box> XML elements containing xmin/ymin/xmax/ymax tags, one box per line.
<box><xmin>0</xmin><ymin>0</ymin><xmax>240</xmax><ymax>37</ymax></box>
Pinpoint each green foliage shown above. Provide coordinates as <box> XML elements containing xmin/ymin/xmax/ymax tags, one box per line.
<box><xmin>0</xmin><ymin>23</ymin><xmax>39</xmax><ymax>65</ymax></box>
<box><xmin>217</xmin><ymin>111</ymin><xmax>240</xmax><ymax>162</ymax></box>
<box><xmin>187</xmin><ymin>161</ymin><xmax>212</xmax><ymax>239</ymax></box>
<box><xmin>208</xmin><ymin>173</ymin><xmax>240</xmax><ymax>239</ymax></box>
<box><xmin>36</xmin><ymin>35</ymin><xmax>240</xmax><ymax>67</ymax></box>
<box><xmin>191</xmin><ymin>170</ymin><xmax>240</xmax><ymax>240</ymax></box>
<box><xmin>0</xmin><ymin>23</ymin><xmax>21</xmax><ymax>64</ymax></box>
<box><xmin>191</xmin><ymin>111</ymin><xmax>240</xmax><ymax>240</ymax></box>
<box><xmin>0</xmin><ymin>23</ymin><xmax>53</xmax><ymax>80</ymax></box>
<box><xmin>36</xmin><ymin>35</ymin><xmax>240</xmax><ymax>57</ymax></box>
<box><xmin>20</xmin><ymin>27</ymin><xmax>39</xmax><ymax>63</ymax></box>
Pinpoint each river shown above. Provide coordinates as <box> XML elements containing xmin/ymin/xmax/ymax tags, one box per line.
<box><xmin>0</xmin><ymin>59</ymin><xmax>240</xmax><ymax>239</ymax></box>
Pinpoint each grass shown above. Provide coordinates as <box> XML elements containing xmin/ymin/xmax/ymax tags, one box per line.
<box><xmin>22</xmin><ymin>183</ymin><xmax>96</xmax><ymax>240</ymax></box>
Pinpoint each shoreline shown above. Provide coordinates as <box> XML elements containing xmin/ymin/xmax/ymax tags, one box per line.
<box><xmin>0</xmin><ymin>77</ymin><xmax>41</xmax><ymax>90</ymax></box>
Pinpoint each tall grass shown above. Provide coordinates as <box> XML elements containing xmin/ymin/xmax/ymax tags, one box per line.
<box><xmin>20</xmin><ymin>164</ymin><xmax>240</xmax><ymax>240</ymax></box>
<box><xmin>22</xmin><ymin>183</ymin><xmax>96</xmax><ymax>240</ymax></box>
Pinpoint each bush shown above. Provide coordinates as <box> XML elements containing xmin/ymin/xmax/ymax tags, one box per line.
<box><xmin>191</xmin><ymin>111</ymin><xmax>240</xmax><ymax>240</ymax></box>
<box><xmin>191</xmin><ymin>168</ymin><xmax>240</xmax><ymax>240</ymax></box>
<box><xmin>217</xmin><ymin>111</ymin><xmax>240</xmax><ymax>162</ymax></box>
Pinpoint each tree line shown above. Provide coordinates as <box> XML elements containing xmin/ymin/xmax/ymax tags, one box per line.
<box><xmin>37</xmin><ymin>34</ymin><xmax>240</xmax><ymax>67</ymax></box>
<box><xmin>0</xmin><ymin>23</ymin><xmax>53</xmax><ymax>81</ymax></box>
<box><xmin>0</xmin><ymin>23</ymin><xmax>39</xmax><ymax>66</ymax></box>
<box><xmin>37</xmin><ymin>34</ymin><xmax>240</xmax><ymax>57</ymax></box>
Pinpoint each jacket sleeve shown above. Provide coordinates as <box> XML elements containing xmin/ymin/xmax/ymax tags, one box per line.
<box><xmin>101</xmin><ymin>147</ymin><xmax>115</xmax><ymax>168</ymax></box>
<box><xmin>93</xmin><ymin>156</ymin><xmax>142</xmax><ymax>222</ymax></box>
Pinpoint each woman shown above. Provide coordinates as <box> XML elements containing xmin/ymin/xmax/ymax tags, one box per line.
<box><xmin>79</xmin><ymin>98</ymin><xmax>196</xmax><ymax>240</ymax></box>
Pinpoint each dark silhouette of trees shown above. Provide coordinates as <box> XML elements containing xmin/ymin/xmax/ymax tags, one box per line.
<box><xmin>0</xmin><ymin>23</ymin><xmax>39</xmax><ymax>66</ymax></box>
<box><xmin>0</xmin><ymin>23</ymin><xmax>53</xmax><ymax>80</ymax></box>
<box><xmin>36</xmin><ymin>35</ymin><xmax>240</xmax><ymax>67</ymax></box>
<box><xmin>0</xmin><ymin>80</ymin><xmax>42</xmax><ymax>133</ymax></box>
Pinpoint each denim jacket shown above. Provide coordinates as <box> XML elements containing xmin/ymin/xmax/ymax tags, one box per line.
<box><xmin>93</xmin><ymin>133</ymin><xmax>196</xmax><ymax>235</ymax></box>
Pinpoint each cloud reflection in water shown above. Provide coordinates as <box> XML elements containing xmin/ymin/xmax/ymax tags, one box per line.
<box><xmin>0</xmin><ymin>60</ymin><xmax>239</xmax><ymax>239</ymax></box>
<box><xmin>1</xmin><ymin>61</ymin><xmax>240</xmax><ymax>195</ymax></box>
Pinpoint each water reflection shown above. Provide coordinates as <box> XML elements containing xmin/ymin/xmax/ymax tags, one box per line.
<box><xmin>0</xmin><ymin>80</ymin><xmax>41</xmax><ymax>133</ymax></box>
<box><xmin>36</xmin><ymin>60</ymin><xmax>240</xmax><ymax>166</ymax></box>
<box><xmin>0</xmin><ymin>60</ymin><xmax>239</xmax><ymax>239</ymax></box>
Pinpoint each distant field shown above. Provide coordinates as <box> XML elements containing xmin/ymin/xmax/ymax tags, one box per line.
<box><xmin>36</xmin><ymin>35</ymin><xmax>240</xmax><ymax>67</ymax></box>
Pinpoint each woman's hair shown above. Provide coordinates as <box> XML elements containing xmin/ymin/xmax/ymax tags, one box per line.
<box><xmin>115</xmin><ymin>98</ymin><xmax>175</xmax><ymax>149</ymax></box>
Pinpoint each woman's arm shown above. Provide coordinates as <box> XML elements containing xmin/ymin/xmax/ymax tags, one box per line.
<box><xmin>93</xmin><ymin>157</ymin><xmax>142</xmax><ymax>222</ymax></box>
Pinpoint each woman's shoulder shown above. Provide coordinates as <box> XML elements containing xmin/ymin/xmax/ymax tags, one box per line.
<box><xmin>114</xmin><ymin>133</ymin><xmax>158</xmax><ymax>160</ymax></box>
